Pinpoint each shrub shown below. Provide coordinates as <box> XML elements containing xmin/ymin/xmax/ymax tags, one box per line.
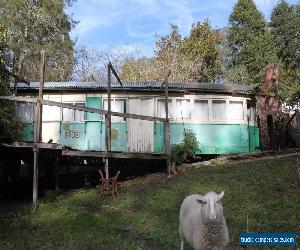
<box><xmin>171</xmin><ymin>129</ymin><xmax>199</xmax><ymax>165</ymax></box>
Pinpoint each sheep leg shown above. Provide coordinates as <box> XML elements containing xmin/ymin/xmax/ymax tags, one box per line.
<box><xmin>180</xmin><ymin>240</ymin><xmax>184</xmax><ymax>250</ymax></box>
<box><xmin>179</xmin><ymin>223</ymin><xmax>185</xmax><ymax>250</ymax></box>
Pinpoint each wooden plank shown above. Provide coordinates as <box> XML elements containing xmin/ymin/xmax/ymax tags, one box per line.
<box><xmin>0</xmin><ymin>96</ymin><xmax>38</xmax><ymax>103</ymax></box>
<box><xmin>0</xmin><ymin>96</ymin><xmax>167</xmax><ymax>122</ymax></box>
<box><xmin>62</xmin><ymin>150</ymin><xmax>169</xmax><ymax>160</ymax></box>
<box><xmin>0</xmin><ymin>142</ymin><xmax>62</xmax><ymax>149</ymax></box>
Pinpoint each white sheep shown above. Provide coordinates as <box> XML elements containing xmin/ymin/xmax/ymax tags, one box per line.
<box><xmin>179</xmin><ymin>191</ymin><xmax>229</xmax><ymax>250</ymax></box>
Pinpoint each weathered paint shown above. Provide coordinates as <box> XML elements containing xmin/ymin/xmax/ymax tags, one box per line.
<box><xmin>24</xmin><ymin>120</ymin><xmax>259</xmax><ymax>155</ymax></box>
<box><xmin>111</xmin><ymin>123</ymin><xmax>128</xmax><ymax>152</ymax></box>
<box><xmin>154</xmin><ymin>123</ymin><xmax>260</xmax><ymax>154</ymax></box>
<box><xmin>59</xmin><ymin>121</ymin><xmax>127</xmax><ymax>152</ymax></box>
<box><xmin>60</xmin><ymin>122</ymin><xmax>86</xmax><ymax>150</ymax></box>
<box><xmin>85</xmin><ymin>121</ymin><xmax>104</xmax><ymax>151</ymax></box>
<box><xmin>128</xmin><ymin>98</ymin><xmax>154</xmax><ymax>152</ymax></box>
<box><xmin>22</xmin><ymin>122</ymin><xmax>34</xmax><ymax>142</ymax></box>
<box><xmin>86</xmin><ymin>97</ymin><xmax>102</xmax><ymax>121</ymax></box>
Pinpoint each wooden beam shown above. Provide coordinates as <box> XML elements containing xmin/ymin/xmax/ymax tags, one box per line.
<box><xmin>37</xmin><ymin>49</ymin><xmax>45</xmax><ymax>142</ymax></box>
<box><xmin>0</xmin><ymin>96</ymin><xmax>37</xmax><ymax>103</ymax></box>
<box><xmin>0</xmin><ymin>96</ymin><xmax>168</xmax><ymax>122</ymax></box>
<box><xmin>108</xmin><ymin>61</ymin><xmax>123</xmax><ymax>87</ymax></box>
<box><xmin>62</xmin><ymin>150</ymin><xmax>169</xmax><ymax>160</ymax></box>
<box><xmin>0</xmin><ymin>142</ymin><xmax>62</xmax><ymax>149</ymax></box>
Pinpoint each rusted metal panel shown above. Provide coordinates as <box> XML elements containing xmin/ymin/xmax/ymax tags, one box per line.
<box><xmin>128</xmin><ymin>98</ymin><xmax>154</xmax><ymax>152</ymax></box>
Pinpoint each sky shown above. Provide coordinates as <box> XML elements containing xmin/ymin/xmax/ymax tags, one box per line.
<box><xmin>67</xmin><ymin>0</ymin><xmax>299</xmax><ymax>57</ymax></box>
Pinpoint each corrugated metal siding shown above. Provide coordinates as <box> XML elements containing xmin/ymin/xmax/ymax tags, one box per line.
<box><xmin>12</xmin><ymin>81</ymin><xmax>255</xmax><ymax>95</ymax></box>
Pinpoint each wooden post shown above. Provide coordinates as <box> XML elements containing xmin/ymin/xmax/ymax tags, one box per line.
<box><xmin>37</xmin><ymin>49</ymin><xmax>45</xmax><ymax>142</ymax></box>
<box><xmin>104</xmin><ymin>158</ymin><xmax>109</xmax><ymax>180</ymax></box>
<box><xmin>32</xmin><ymin>145</ymin><xmax>39</xmax><ymax>211</ymax></box>
<box><xmin>106</xmin><ymin>63</ymin><xmax>112</xmax><ymax>152</ymax></box>
<box><xmin>32</xmin><ymin>49</ymin><xmax>45</xmax><ymax>212</ymax></box>
<box><xmin>104</xmin><ymin>63</ymin><xmax>112</xmax><ymax>179</ymax></box>
<box><xmin>163</xmin><ymin>70</ymin><xmax>171</xmax><ymax>175</ymax></box>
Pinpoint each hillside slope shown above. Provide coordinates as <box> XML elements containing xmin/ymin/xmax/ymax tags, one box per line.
<box><xmin>1</xmin><ymin>156</ymin><xmax>299</xmax><ymax>249</ymax></box>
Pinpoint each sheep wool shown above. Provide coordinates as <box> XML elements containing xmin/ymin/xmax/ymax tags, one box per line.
<box><xmin>179</xmin><ymin>192</ymin><xmax>229</xmax><ymax>250</ymax></box>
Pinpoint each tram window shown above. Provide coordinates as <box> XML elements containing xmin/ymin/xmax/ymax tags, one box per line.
<box><xmin>247</xmin><ymin>100</ymin><xmax>255</xmax><ymax>122</ymax></box>
<box><xmin>157</xmin><ymin>99</ymin><xmax>172</xmax><ymax>118</ymax></box>
<box><xmin>212</xmin><ymin>100</ymin><xmax>226</xmax><ymax>120</ymax></box>
<box><xmin>63</xmin><ymin>103</ymin><xmax>85</xmax><ymax>122</ymax></box>
<box><xmin>17</xmin><ymin>102</ymin><xmax>34</xmax><ymax>121</ymax></box>
<box><xmin>103</xmin><ymin>99</ymin><xmax>126</xmax><ymax>122</ymax></box>
<box><xmin>229</xmin><ymin>101</ymin><xmax>244</xmax><ymax>120</ymax></box>
<box><xmin>193</xmin><ymin>100</ymin><xmax>208</xmax><ymax>120</ymax></box>
<box><xmin>176</xmin><ymin>99</ymin><xmax>191</xmax><ymax>119</ymax></box>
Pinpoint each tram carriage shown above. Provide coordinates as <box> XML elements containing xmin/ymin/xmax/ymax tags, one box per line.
<box><xmin>14</xmin><ymin>81</ymin><xmax>260</xmax><ymax>155</ymax></box>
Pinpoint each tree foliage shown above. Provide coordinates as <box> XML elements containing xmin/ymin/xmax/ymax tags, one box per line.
<box><xmin>0</xmin><ymin>22</ymin><xmax>23</xmax><ymax>141</ymax></box>
<box><xmin>270</xmin><ymin>1</ymin><xmax>300</xmax><ymax>69</ymax></box>
<box><xmin>0</xmin><ymin>0</ymin><xmax>76</xmax><ymax>82</ymax></box>
<box><xmin>270</xmin><ymin>1</ymin><xmax>300</xmax><ymax>100</ymax></box>
<box><xmin>180</xmin><ymin>21</ymin><xmax>222</xmax><ymax>82</ymax></box>
<box><xmin>227</xmin><ymin>0</ymin><xmax>277</xmax><ymax>87</ymax></box>
<box><xmin>121</xmin><ymin>21</ymin><xmax>222</xmax><ymax>83</ymax></box>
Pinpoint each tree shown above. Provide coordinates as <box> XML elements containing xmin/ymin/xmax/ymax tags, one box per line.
<box><xmin>0</xmin><ymin>0</ymin><xmax>76</xmax><ymax>82</ymax></box>
<box><xmin>227</xmin><ymin>0</ymin><xmax>277</xmax><ymax>87</ymax></box>
<box><xmin>270</xmin><ymin>1</ymin><xmax>300</xmax><ymax>69</ymax></box>
<box><xmin>180</xmin><ymin>21</ymin><xmax>222</xmax><ymax>82</ymax></box>
<box><xmin>120</xmin><ymin>57</ymin><xmax>159</xmax><ymax>82</ymax></box>
<box><xmin>0</xmin><ymin>22</ymin><xmax>23</xmax><ymax>141</ymax></box>
<box><xmin>121</xmin><ymin>22</ymin><xmax>222</xmax><ymax>83</ymax></box>
<box><xmin>73</xmin><ymin>45</ymin><xmax>135</xmax><ymax>82</ymax></box>
<box><xmin>270</xmin><ymin>1</ymin><xmax>300</xmax><ymax>100</ymax></box>
<box><xmin>72</xmin><ymin>46</ymin><xmax>106</xmax><ymax>82</ymax></box>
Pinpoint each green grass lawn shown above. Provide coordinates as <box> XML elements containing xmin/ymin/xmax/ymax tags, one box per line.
<box><xmin>0</xmin><ymin>156</ymin><xmax>300</xmax><ymax>249</ymax></box>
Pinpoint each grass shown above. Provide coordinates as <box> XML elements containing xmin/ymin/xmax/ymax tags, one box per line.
<box><xmin>0</xmin><ymin>156</ymin><xmax>300</xmax><ymax>249</ymax></box>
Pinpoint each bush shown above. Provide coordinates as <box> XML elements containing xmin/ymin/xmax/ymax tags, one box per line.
<box><xmin>171</xmin><ymin>129</ymin><xmax>199</xmax><ymax>165</ymax></box>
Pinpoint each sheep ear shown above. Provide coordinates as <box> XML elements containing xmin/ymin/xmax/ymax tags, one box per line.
<box><xmin>196</xmin><ymin>196</ymin><xmax>207</xmax><ymax>205</ymax></box>
<box><xmin>218</xmin><ymin>191</ymin><xmax>224</xmax><ymax>201</ymax></box>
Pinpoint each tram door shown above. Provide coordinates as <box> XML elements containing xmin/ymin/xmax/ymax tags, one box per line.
<box><xmin>127</xmin><ymin>98</ymin><xmax>154</xmax><ymax>153</ymax></box>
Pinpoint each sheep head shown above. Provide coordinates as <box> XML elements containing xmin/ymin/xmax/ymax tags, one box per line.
<box><xmin>197</xmin><ymin>191</ymin><xmax>224</xmax><ymax>223</ymax></box>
